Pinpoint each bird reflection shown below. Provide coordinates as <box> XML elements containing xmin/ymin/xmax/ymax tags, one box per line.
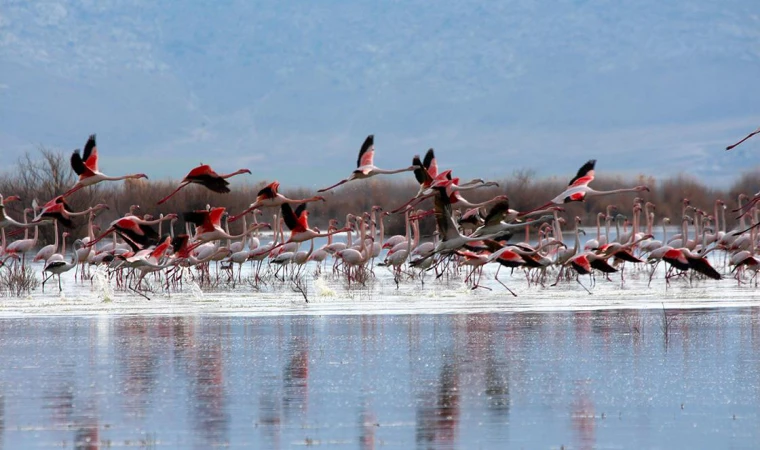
<box><xmin>359</xmin><ymin>401</ymin><xmax>378</xmax><ymax>450</ymax></box>
<box><xmin>571</xmin><ymin>381</ymin><xmax>596</xmax><ymax>450</ymax></box>
<box><xmin>416</xmin><ymin>359</ymin><xmax>460</xmax><ymax>448</ymax></box>
<box><xmin>484</xmin><ymin>357</ymin><xmax>510</xmax><ymax>416</ymax></box>
<box><xmin>114</xmin><ymin>318</ymin><xmax>160</xmax><ymax>415</ymax></box>
<box><xmin>190</xmin><ymin>340</ymin><xmax>230</xmax><ymax>449</ymax></box>
<box><xmin>283</xmin><ymin>327</ymin><xmax>309</xmax><ymax>419</ymax></box>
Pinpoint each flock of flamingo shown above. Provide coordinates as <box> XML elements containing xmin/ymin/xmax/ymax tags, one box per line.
<box><xmin>0</xmin><ymin>127</ymin><xmax>759</xmax><ymax>298</ymax></box>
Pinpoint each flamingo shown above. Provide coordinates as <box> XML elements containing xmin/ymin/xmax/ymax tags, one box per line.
<box><xmin>62</xmin><ymin>134</ymin><xmax>148</xmax><ymax>197</ymax></box>
<box><xmin>42</xmin><ymin>253</ymin><xmax>77</xmax><ymax>292</ymax></box>
<box><xmin>31</xmin><ymin>196</ymin><xmax>109</xmax><ymax>228</ymax></box>
<box><xmin>470</xmin><ymin>199</ymin><xmax>554</xmax><ymax>239</ymax></box>
<box><xmin>431</xmin><ymin>188</ymin><xmax>501</xmax><ymax>255</ymax></box>
<box><xmin>521</xmin><ymin>160</ymin><xmax>650</xmax><ymax>216</ymax></box>
<box><xmin>275</xmin><ymin>203</ymin><xmax>349</xmax><ymax>245</ymax></box>
<box><xmin>0</xmin><ymin>195</ymin><xmax>31</xmax><ymax>229</ymax></box>
<box><xmin>157</xmin><ymin>164</ymin><xmax>251</xmax><ymax>204</ymax></box>
<box><xmin>726</xmin><ymin>126</ymin><xmax>760</xmax><ymax>151</ymax></box>
<box><xmin>568</xmin><ymin>251</ymin><xmax>619</xmax><ymax>293</ymax></box>
<box><xmin>229</xmin><ymin>181</ymin><xmax>325</xmax><ymax>221</ymax></box>
<box><xmin>4</xmin><ymin>207</ymin><xmax>39</xmax><ymax>265</ymax></box>
<box><xmin>183</xmin><ymin>207</ymin><xmax>269</xmax><ymax>243</ymax></box>
<box><xmin>318</xmin><ymin>135</ymin><xmax>419</xmax><ymax>192</ymax></box>
<box><xmin>86</xmin><ymin>214</ymin><xmax>177</xmax><ymax>249</ymax></box>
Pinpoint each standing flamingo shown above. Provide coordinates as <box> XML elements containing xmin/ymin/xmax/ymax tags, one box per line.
<box><xmin>157</xmin><ymin>164</ymin><xmax>251</xmax><ymax>204</ymax></box>
<box><xmin>318</xmin><ymin>135</ymin><xmax>419</xmax><ymax>192</ymax></box>
<box><xmin>63</xmin><ymin>134</ymin><xmax>148</xmax><ymax>197</ymax></box>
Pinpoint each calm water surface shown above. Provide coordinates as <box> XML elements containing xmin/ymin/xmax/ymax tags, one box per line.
<box><xmin>0</xmin><ymin>309</ymin><xmax>759</xmax><ymax>449</ymax></box>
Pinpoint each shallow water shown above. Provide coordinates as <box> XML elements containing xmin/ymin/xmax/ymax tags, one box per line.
<box><xmin>1</xmin><ymin>309</ymin><xmax>759</xmax><ymax>449</ymax></box>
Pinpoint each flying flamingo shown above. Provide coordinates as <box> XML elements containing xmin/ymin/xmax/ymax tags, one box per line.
<box><xmin>431</xmin><ymin>188</ymin><xmax>501</xmax><ymax>254</ymax></box>
<box><xmin>521</xmin><ymin>160</ymin><xmax>650</xmax><ymax>216</ymax></box>
<box><xmin>318</xmin><ymin>135</ymin><xmax>419</xmax><ymax>192</ymax></box>
<box><xmin>183</xmin><ymin>207</ymin><xmax>269</xmax><ymax>243</ymax></box>
<box><xmin>85</xmin><ymin>214</ymin><xmax>177</xmax><ymax>249</ymax></box>
<box><xmin>157</xmin><ymin>164</ymin><xmax>251</xmax><ymax>204</ymax></box>
<box><xmin>229</xmin><ymin>181</ymin><xmax>325</xmax><ymax>222</ymax></box>
<box><xmin>62</xmin><ymin>134</ymin><xmax>148</xmax><ymax>197</ymax></box>
<box><xmin>275</xmin><ymin>203</ymin><xmax>350</xmax><ymax>246</ymax></box>
<box><xmin>31</xmin><ymin>196</ymin><xmax>109</xmax><ymax>228</ymax></box>
<box><xmin>726</xmin><ymin>126</ymin><xmax>760</xmax><ymax>151</ymax></box>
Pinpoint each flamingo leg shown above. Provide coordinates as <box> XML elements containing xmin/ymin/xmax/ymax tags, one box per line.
<box><xmin>61</xmin><ymin>184</ymin><xmax>85</xmax><ymax>198</ymax></box>
<box><xmin>157</xmin><ymin>181</ymin><xmax>190</xmax><ymax>205</ymax></box>
<box><xmin>317</xmin><ymin>178</ymin><xmax>350</xmax><ymax>193</ymax></box>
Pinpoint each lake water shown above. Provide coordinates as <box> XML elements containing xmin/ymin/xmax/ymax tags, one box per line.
<box><xmin>1</xmin><ymin>308</ymin><xmax>759</xmax><ymax>449</ymax></box>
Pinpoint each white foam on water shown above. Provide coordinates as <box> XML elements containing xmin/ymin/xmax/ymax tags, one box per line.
<box><xmin>0</xmin><ymin>258</ymin><xmax>758</xmax><ymax>317</ymax></box>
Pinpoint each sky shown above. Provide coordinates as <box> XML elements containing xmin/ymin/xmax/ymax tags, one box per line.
<box><xmin>1</xmin><ymin>0</ymin><xmax>759</xmax><ymax>190</ymax></box>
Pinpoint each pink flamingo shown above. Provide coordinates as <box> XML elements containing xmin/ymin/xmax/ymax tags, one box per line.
<box><xmin>63</xmin><ymin>134</ymin><xmax>148</xmax><ymax>197</ymax></box>
<box><xmin>318</xmin><ymin>135</ymin><xmax>419</xmax><ymax>192</ymax></box>
<box><xmin>229</xmin><ymin>181</ymin><xmax>325</xmax><ymax>221</ymax></box>
<box><xmin>521</xmin><ymin>160</ymin><xmax>649</xmax><ymax>216</ymax></box>
<box><xmin>157</xmin><ymin>164</ymin><xmax>251</xmax><ymax>204</ymax></box>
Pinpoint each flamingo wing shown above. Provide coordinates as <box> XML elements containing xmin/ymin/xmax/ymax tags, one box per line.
<box><xmin>423</xmin><ymin>148</ymin><xmax>438</xmax><ymax>178</ymax></box>
<box><xmin>183</xmin><ymin>210</ymin><xmax>209</xmax><ymax>228</ymax></box>
<box><xmin>208</xmin><ymin>207</ymin><xmax>226</xmax><ymax>227</ymax></box>
<box><xmin>356</xmin><ymin>134</ymin><xmax>375</xmax><ymax>168</ymax></box>
<box><xmin>484</xmin><ymin>200</ymin><xmax>511</xmax><ymax>226</ymax></box>
<box><xmin>257</xmin><ymin>181</ymin><xmax>278</xmax><ymax>200</ymax></box>
<box><xmin>688</xmin><ymin>257</ymin><xmax>722</xmax><ymax>279</ymax></box>
<box><xmin>412</xmin><ymin>155</ymin><xmax>432</xmax><ymax>186</ymax></box>
<box><xmin>82</xmin><ymin>134</ymin><xmax>99</xmax><ymax>173</ymax></box>
<box><xmin>281</xmin><ymin>203</ymin><xmax>304</xmax><ymax>232</ymax></box>
<box><xmin>568</xmin><ymin>159</ymin><xmax>596</xmax><ymax>187</ymax></box>
<box><xmin>184</xmin><ymin>165</ymin><xmax>230</xmax><ymax>193</ymax></box>
<box><xmin>70</xmin><ymin>150</ymin><xmax>95</xmax><ymax>177</ymax></box>
<box><xmin>433</xmin><ymin>188</ymin><xmax>459</xmax><ymax>241</ymax></box>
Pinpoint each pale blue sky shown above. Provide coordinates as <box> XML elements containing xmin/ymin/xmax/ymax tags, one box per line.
<box><xmin>1</xmin><ymin>0</ymin><xmax>759</xmax><ymax>189</ymax></box>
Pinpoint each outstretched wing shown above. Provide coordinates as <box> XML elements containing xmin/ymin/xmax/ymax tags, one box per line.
<box><xmin>257</xmin><ymin>181</ymin><xmax>278</xmax><ymax>200</ymax></box>
<box><xmin>356</xmin><ymin>134</ymin><xmax>375</xmax><ymax>168</ymax></box>
<box><xmin>433</xmin><ymin>187</ymin><xmax>459</xmax><ymax>241</ymax></box>
<box><xmin>82</xmin><ymin>134</ymin><xmax>99</xmax><ymax>173</ymax></box>
<box><xmin>280</xmin><ymin>203</ymin><xmax>300</xmax><ymax>232</ymax></box>
<box><xmin>294</xmin><ymin>204</ymin><xmax>307</xmax><ymax>219</ymax></box>
<box><xmin>70</xmin><ymin>150</ymin><xmax>93</xmax><ymax>177</ymax></box>
<box><xmin>412</xmin><ymin>155</ymin><xmax>432</xmax><ymax>186</ymax></box>
<box><xmin>484</xmin><ymin>200</ymin><xmax>511</xmax><ymax>226</ymax></box>
<box><xmin>568</xmin><ymin>159</ymin><xmax>596</xmax><ymax>187</ymax></box>
<box><xmin>183</xmin><ymin>210</ymin><xmax>209</xmax><ymax>227</ymax></box>
<box><xmin>423</xmin><ymin>148</ymin><xmax>438</xmax><ymax>178</ymax></box>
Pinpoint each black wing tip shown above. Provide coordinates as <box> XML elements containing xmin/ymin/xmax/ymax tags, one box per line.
<box><xmin>362</xmin><ymin>135</ymin><xmax>374</xmax><ymax>149</ymax></box>
<box><xmin>423</xmin><ymin>148</ymin><xmax>435</xmax><ymax>168</ymax></box>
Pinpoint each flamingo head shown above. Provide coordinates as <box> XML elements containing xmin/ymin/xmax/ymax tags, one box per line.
<box><xmin>163</xmin><ymin>213</ymin><xmax>179</xmax><ymax>220</ymax></box>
